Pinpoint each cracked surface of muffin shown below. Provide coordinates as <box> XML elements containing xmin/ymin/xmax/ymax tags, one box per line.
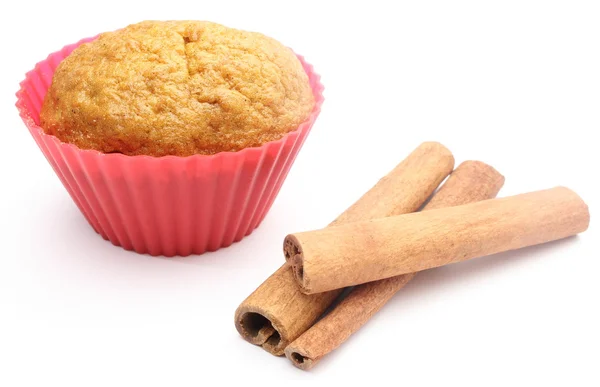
<box><xmin>40</xmin><ymin>20</ymin><xmax>315</xmax><ymax>157</ymax></box>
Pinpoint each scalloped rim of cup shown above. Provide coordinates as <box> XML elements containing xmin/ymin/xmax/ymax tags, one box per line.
<box><xmin>15</xmin><ymin>35</ymin><xmax>325</xmax><ymax>162</ymax></box>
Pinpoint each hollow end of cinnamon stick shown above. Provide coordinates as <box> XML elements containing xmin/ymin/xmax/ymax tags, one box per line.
<box><xmin>283</xmin><ymin>236</ymin><xmax>302</xmax><ymax>263</ymax></box>
<box><xmin>284</xmin><ymin>235</ymin><xmax>310</xmax><ymax>293</ymax></box>
<box><xmin>285</xmin><ymin>347</ymin><xmax>316</xmax><ymax>370</ymax></box>
<box><xmin>234</xmin><ymin>307</ymin><xmax>286</xmax><ymax>355</ymax></box>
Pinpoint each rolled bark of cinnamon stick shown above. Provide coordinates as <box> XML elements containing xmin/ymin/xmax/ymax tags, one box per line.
<box><xmin>284</xmin><ymin>160</ymin><xmax>504</xmax><ymax>370</ymax></box>
<box><xmin>234</xmin><ymin>142</ymin><xmax>454</xmax><ymax>355</ymax></box>
<box><xmin>286</xmin><ymin>186</ymin><xmax>589</xmax><ymax>294</ymax></box>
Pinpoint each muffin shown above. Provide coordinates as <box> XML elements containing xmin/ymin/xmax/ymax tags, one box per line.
<box><xmin>17</xmin><ymin>21</ymin><xmax>323</xmax><ymax>256</ymax></box>
<box><xmin>40</xmin><ymin>20</ymin><xmax>315</xmax><ymax>157</ymax></box>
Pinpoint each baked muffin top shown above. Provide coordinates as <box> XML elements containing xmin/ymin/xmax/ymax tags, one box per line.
<box><xmin>40</xmin><ymin>21</ymin><xmax>315</xmax><ymax>157</ymax></box>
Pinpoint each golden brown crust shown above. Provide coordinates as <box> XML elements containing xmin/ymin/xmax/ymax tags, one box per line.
<box><xmin>40</xmin><ymin>21</ymin><xmax>315</xmax><ymax>157</ymax></box>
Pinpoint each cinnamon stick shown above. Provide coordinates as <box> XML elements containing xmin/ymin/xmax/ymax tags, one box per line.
<box><xmin>284</xmin><ymin>160</ymin><xmax>504</xmax><ymax>370</ymax></box>
<box><xmin>234</xmin><ymin>142</ymin><xmax>454</xmax><ymax>355</ymax></box>
<box><xmin>286</xmin><ymin>187</ymin><xmax>589</xmax><ymax>294</ymax></box>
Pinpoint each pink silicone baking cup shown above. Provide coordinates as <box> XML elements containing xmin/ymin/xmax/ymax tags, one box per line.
<box><xmin>16</xmin><ymin>36</ymin><xmax>324</xmax><ymax>257</ymax></box>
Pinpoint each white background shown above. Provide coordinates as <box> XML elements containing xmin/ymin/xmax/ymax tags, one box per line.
<box><xmin>1</xmin><ymin>0</ymin><xmax>598</xmax><ymax>385</ymax></box>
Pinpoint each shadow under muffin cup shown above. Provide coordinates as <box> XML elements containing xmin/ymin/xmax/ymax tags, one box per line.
<box><xmin>16</xmin><ymin>37</ymin><xmax>324</xmax><ymax>257</ymax></box>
